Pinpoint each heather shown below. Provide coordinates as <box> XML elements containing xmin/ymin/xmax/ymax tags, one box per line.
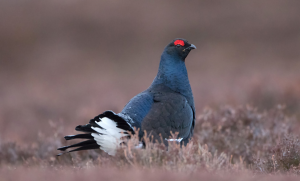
<box><xmin>1</xmin><ymin>0</ymin><xmax>300</xmax><ymax>180</ymax></box>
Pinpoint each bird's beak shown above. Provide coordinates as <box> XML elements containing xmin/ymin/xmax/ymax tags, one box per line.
<box><xmin>189</xmin><ymin>44</ymin><xmax>196</xmax><ymax>49</ymax></box>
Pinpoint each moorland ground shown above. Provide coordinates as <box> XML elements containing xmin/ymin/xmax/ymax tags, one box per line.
<box><xmin>0</xmin><ymin>0</ymin><xmax>300</xmax><ymax>180</ymax></box>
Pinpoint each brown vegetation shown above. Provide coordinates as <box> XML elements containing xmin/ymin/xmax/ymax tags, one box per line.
<box><xmin>1</xmin><ymin>0</ymin><xmax>300</xmax><ymax>180</ymax></box>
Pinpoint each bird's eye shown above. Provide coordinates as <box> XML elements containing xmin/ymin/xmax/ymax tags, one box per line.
<box><xmin>176</xmin><ymin>44</ymin><xmax>181</xmax><ymax>47</ymax></box>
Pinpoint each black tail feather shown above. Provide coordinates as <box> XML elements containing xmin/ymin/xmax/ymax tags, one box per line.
<box><xmin>64</xmin><ymin>134</ymin><xmax>94</xmax><ymax>140</ymax></box>
<box><xmin>57</xmin><ymin>144</ymin><xmax>100</xmax><ymax>156</ymax></box>
<box><xmin>57</xmin><ymin>140</ymin><xmax>97</xmax><ymax>151</ymax></box>
<box><xmin>58</xmin><ymin>110</ymin><xmax>134</xmax><ymax>156</ymax></box>
<box><xmin>100</xmin><ymin>111</ymin><xmax>134</xmax><ymax>132</ymax></box>
<box><xmin>68</xmin><ymin>144</ymin><xmax>100</xmax><ymax>153</ymax></box>
<box><xmin>74</xmin><ymin>111</ymin><xmax>134</xmax><ymax>134</ymax></box>
<box><xmin>75</xmin><ymin>124</ymin><xmax>97</xmax><ymax>133</ymax></box>
<box><xmin>89</xmin><ymin>116</ymin><xmax>103</xmax><ymax>128</ymax></box>
<box><xmin>57</xmin><ymin>153</ymin><xmax>64</xmax><ymax>156</ymax></box>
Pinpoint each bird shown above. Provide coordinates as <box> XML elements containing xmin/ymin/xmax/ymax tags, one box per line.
<box><xmin>57</xmin><ymin>38</ymin><xmax>196</xmax><ymax>156</ymax></box>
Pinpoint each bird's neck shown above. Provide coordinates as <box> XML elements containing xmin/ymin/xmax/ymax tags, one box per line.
<box><xmin>152</xmin><ymin>53</ymin><xmax>192</xmax><ymax>96</ymax></box>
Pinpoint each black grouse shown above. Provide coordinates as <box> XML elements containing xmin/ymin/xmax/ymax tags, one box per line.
<box><xmin>58</xmin><ymin>38</ymin><xmax>196</xmax><ymax>156</ymax></box>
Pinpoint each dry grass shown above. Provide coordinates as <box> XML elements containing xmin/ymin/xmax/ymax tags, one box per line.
<box><xmin>1</xmin><ymin>0</ymin><xmax>300</xmax><ymax>180</ymax></box>
<box><xmin>1</xmin><ymin>107</ymin><xmax>299</xmax><ymax>178</ymax></box>
<box><xmin>195</xmin><ymin>106</ymin><xmax>294</xmax><ymax>164</ymax></box>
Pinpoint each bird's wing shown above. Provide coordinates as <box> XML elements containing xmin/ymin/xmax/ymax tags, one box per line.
<box><xmin>120</xmin><ymin>91</ymin><xmax>154</xmax><ymax>131</ymax></box>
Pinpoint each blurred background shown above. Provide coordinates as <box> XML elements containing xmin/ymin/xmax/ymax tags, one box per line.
<box><xmin>0</xmin><ymin>0</ymin><xmax>299</xmax><ymax>143</ymax></box>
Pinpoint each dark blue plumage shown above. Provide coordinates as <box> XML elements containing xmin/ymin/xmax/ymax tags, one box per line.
<box><xmin>58</xmin><ymin>38</ymin><xmax>196</xmax><ymax>156</ymax></box>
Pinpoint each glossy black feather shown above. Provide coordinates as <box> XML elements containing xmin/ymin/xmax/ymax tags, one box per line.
<box><xmin>67</xmin><ymin>144</ymin><xmax>100</xmax><ymax>152</ymax></box>
<box><xmin>57</xmin><ymin>111</ymin><xmax>133</xmax><ymax>155</ymax></box>
<box><xmin>100</xmin><ymin>111</ymin><xmax>134</xmax><ymax>132</ymax></box>
<box><xmin>64</xmin><ymin>134</ymin><xmax>94</xmax><ymax>140</ymax></box>
<box><xmin>57</xmin><ymin>139</ymin><xmax>97</xmax><ymax>151</ymax></box>
<box><xmin>75</xmin><ymin>124</ymin><xmax>97</xmax><ymax>133</ymax></box>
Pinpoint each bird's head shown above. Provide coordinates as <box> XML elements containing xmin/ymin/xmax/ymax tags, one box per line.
<box><xmin>164</xmin><ymin>38</ymin><xmax>196</xmax><ymax>61</ymax></box>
